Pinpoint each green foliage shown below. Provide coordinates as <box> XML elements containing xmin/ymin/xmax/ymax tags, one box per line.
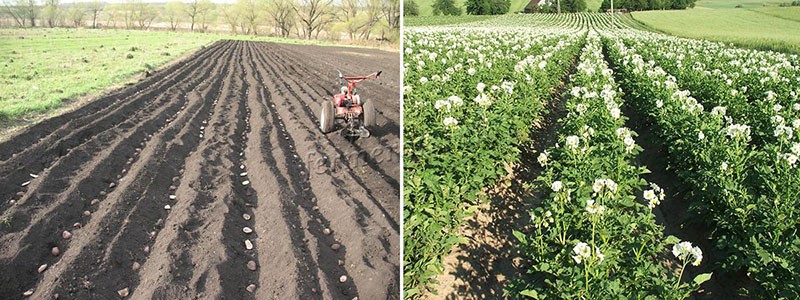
<box><xmin>465</xmin><ymin>0</ymin><xmax>511</xmax><ymax>15</ymax></box>
<box><xmin>600</xmin><ymin>0</ymin><xmax>696</xmax><ymax>10</ymax></box>
<box><xmin>432</xmin><ymin>0</ymin><xmax>463</xmax><ymax>15</ymax></box>
<box><xmin>403</xmin><ymin>29</ymin><xmax>582</xmax><ymax>296</ymax></box>
<box><xmin>405</xmin><ymin>0</ymin><xmax>421</xmax><ymax>16</ymax></box>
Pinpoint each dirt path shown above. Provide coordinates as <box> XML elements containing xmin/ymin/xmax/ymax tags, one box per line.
<box><xmin>0</xmin><ymin>40</ymin><xmax>399</xmax><ymax>300</ymax></box>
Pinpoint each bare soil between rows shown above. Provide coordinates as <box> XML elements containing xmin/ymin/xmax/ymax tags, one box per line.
<box><xmin>0</xmin><ymin>40</ymin><xmax>399</xmax><ymax>300</ymax></box>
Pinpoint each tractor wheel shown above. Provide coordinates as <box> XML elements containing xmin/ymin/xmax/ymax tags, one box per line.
<box><xmin>363</xmin><ymin>100</ymin><xmax>376</xmax><ymax>128</ymax></box>
<box><xmin>320</xmin><ymin>101</ymin><xmax>335</xmax><ymax>133</ymax></box>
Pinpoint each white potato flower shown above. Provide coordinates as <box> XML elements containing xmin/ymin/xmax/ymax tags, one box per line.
<box><xmin>474</xmin><ymin>93</ymin><xmax>492</xmax><ymax>107</ymax></box>
<box><xmin>476</xmin><ymin>82</ymin><xmax>486</xmax><ymax>93</ymax></box>
<box><xmin>537</xmin><ymin>151</ymin><xmax>548</xmax><ymax>167</ymax></box>
<box><xmin>585</xmin><ymin>199</ymin><xmax>606</xmax><ymax>215</ymax></box>
<box><xmin>448</xmin><ymin>95</ymin><xmax>463</xmax><ymax>107</ymax></box>
<box><xmin>467</xmin><ymin>68</ymin><xmax>476</xmax><ymax>76</ymax></box>
<box><xmin>434</xmin><ymin>99</ymin><xmax>451</xmax><ymax>111</ymax></box>
<box><xmin>551</xmin><ymin>181</ymin><xmax>563</xmax><ymax>192</ymax></box>
<box><xmin>672</xmin><ymin>241</ymin><xmax>703</xmax><ymax>267</ymax></box>
<box><xmin>572</xmin><ymin>242</ymin><xmax>591</xmax><ymax>264</ymax></box>
<box><xmin>565</xmin><ymin>135</ymin><xmax>580</xmax><ymax>150</ymax></box>
<box><xmin>442</xmin><ymin>117</ymin><xmax>458</xmax><ymax>127</ymax></box>
<box><xmin>419</xmin><ymin>77</ymin><xmax>428</xmax><ymax>84</ymax></box>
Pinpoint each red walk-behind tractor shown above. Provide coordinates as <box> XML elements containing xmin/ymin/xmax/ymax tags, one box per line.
<box><xmin>319</xmin><ymin>70</ymin><xmax>382</xmax><ymax>139</ymax></box>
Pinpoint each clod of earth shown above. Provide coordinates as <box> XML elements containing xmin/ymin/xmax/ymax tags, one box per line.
<box><xmin>117</xmin><ymin>287</ymin><xmax>129</xmax><ymax>297</ymax></box>
<box><xmin>62</xmin><ymin>230</ymin><xmax>72</xmax><ymax>239</ymax></box>
<box><xmin>90</xmin><ymin>199</ymin><xmax>99</xmax><ymax>205</ymax></box>
<box><xmin>331</xmin><ymin>243</ymin><xmax>341</xmax><ymax>251</ymax></box>
<box><xmin>246</xmin><ymin>284</ymin><xmax>256</xmax><ymax>293</ymax></box>
<box><xmin>52</xmin><ymin>247</ymin><xmax>60</xmax><ymax>256</ymax></box>
<box><xmin>323</xmin><ymin>228</ymin><xmax>332</xmax><ymax>235</ymax></box>
<box><xmin>38</xmin><ymin>264</ymin><xmax>47</xmax><ymax>273</ymax></box>
<box><xmin>247</xmin><ymin>260</ymin><xmax>257</xmax><ymax>271</ymax></box>
<box><xmin>143</xmin><ymin>246</ymin><xmax>150</xmax><ymax>254</ymax></box>
<box><xmin>83</xmin><ymin>210</ymin><xmax>91</xmax><ymax>217</ymax></box>
<box><xmin>131</xmin><ymin>262</ymin><xmax>140</xmax><ymax>271</ymax></box>
<box><xmin>73</xmin><ymin>222</ymin><xmax>81</xmax><ymax>228</ymax></box>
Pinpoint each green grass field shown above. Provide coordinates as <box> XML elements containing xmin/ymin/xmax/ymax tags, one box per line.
<box><xmin>404</xmin><ymin>15</ymin><xmax>499</xmax><ymax>26</ymax></box>
<box><xmin>408</xmin><ymin>0</ymin><xmax>602</xmax><ymax>16</ymax></box>
<box><xmin>630</xmin><ymin>7</ymin><xmax>800</xmax><ymax>54</ymax></box>
<box><xmin>0</xmin><ymin>28</ymin><xmax>216</xmax><ymax>122</ymax></box>
<box><xmin>694</xmin><ymin>0</ymin><xmax>787</xmax><ymax>8</ymax></box>
<box><xmin>0</xmin><ymin>28</ymin><xmax>381</xmax><ymax>130</ymax></box>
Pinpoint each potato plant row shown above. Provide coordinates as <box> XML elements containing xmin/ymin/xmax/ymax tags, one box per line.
<box><xmin>606</xmin><ymin>33</ymin><xmax>800</xmax><ymax>298</ymax></box>
<box><xmin>510</xmin><ymin>33</ymin><xmax>708</xmax><ymax>299</ymax></box>
<box><xmin>402</xmin><ymin>28</ymin><xmax>583</xmax><ymax>295</ymax></box>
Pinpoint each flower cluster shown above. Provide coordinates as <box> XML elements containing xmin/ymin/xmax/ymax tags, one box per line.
<box><xmin>672</xmin><ymin>241</ymin><xmax>703</xmax><ymax>267</ymax></box>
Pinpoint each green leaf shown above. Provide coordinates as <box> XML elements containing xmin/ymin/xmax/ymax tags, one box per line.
<box><xmin>665</xmin><ymin>235</ymin><xmax>680</xmax><ymax>245</ymax></box>
<box><xmin>519</xmin><ymin>289</ymin><xmax>539</xmax><ymax>298</ymax></box>
<box><xmin>512</xmin><ymin>230</ymin><xmax>527</xmax><ymax>243</ymax></box>
<box><xmin>693</xmin><ymin>272</ymin><xmax>712</xmax><ymax>285</ymax></box>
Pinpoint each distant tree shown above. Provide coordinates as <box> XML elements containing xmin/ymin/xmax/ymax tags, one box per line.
<box><xmin>560</xmin><ymin>0</ymin><xmax>585</xmax><ymax>11</ymax></box>
<box><xmin>219</xmin><ymin>4</ymin><xmax>239</xmax><ymax>33</ymax></box>
<box><xmin>184</xmin><ymin>0</ymin><xmax>212</xmax><ymax>31</ymax></box>
<box><xmin>234</xmin><ymin>0</ymin><xmax>259</xmax><ymax>34</ymax></box>
<box><xmin>465</xmin><ymin>0</ymin><xmax>510</xmax><ymax>15</ymax></box>
<box><xmin>42</xmin><ymin>0</ymin><xmax>60</xmax><ymax>27</ymax></box>
<box><xmin>197</xmin><ymin>3</ymin><xmax>215</xmax><ymax>32</ymax></box>
<box><xmin>432</xmin><ymin>0</ymin><xmax>461</xmax><ymax>15</ymax></box>
<box><xmin>164</xmin><ymin>0</ymin><xmax>183</xmax><ymax>30</ymax></box>
<box><xmin>265</xmin><ymin>0</ymin><xmax>295</xmax><ymax>37</ymax></box>
<box><xmin>404</xmin><ymin>0</ymin><xmax>419</xmax><ymax>16</ymax></box>
<box><xmin>383</xmin><ymin>0</ymin><xmax>400</xmax><ymax>29</ymax></box>
<box><xmin>293</xmin><ymin>0</ymin><xmax>335</xmax><ymax>39</ymax></box>
<box><xmin>87</xmin><ymin>0</ymin><xmax>103</xmax><ymax>28</ymax></box>
<box><xmin>66</xmin><ymin>3</ymin><xmax>86</xmax><ymax>27</ymax></box>
<box><xmin>2</xmin><ymin>0</ymin><xmax>37</xmax><ymax>26</ymax></box>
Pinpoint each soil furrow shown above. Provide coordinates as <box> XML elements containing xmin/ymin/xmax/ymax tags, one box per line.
<box><xmin>0</xmin><ymin>41</ymin><xmax>231</xmax><ymax>216</ymax></box>
<box><xmin>250</xmin><ymin>42</ymin><xmax>401</xmax><ymax>298</ymax></box>
<box><xmin>39</xmin><ymin>41</ymin><xmax>240</xmax><ymax>300</ymax></box>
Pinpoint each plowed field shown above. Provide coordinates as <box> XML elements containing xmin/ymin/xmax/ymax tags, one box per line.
<box><xmin>0</xmin><ymin>40</ymin><xmax>400</xmax><ymax>300</ymax></box>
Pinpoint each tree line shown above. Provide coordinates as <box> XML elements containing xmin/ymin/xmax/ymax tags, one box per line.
<box><xmin>1</xmin><ymin>0</ymin><xmax>399</xmax><ymax>42</ymax></box>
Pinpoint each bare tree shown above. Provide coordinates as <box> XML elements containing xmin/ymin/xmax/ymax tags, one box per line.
<box><xmin>184</xmin><ymin>0</ymin><xmax>211</xmax><ymax>31</ymax></box>
<box><xmin>66</xmin><ymin>3</ymin><xmax>86</xmax><ymax>27</ymax></box>
<box><xmin>338</xmin><ymin>0</ymin><xmax>360</xmax><ymax>39</ymax></box>
<box><xmin>266</xmin><ymin>0</ymin><xmax>294</xmax><ymax>37</ymax></box>
<box><xmin>131</xmin><ymin>1</ymin><xmax>157</xmax><ymax>29</ymax></box>
<box><xmin>164</xmin><ymin>0</ymin><xmax>183</xmax><ymax>30</ymax></box>
<box><xmin>1</xmin><ymin>0</ymin><xmax>25</xmax><ymax>27</ymax></box>
<box><xmin>41</xmin><ymin>0</ymin><xmax>60</xmax><ymax>27</ymax></box>
<box><xmin>87</xmin><ymin>0</ymin><xmax>103</xmax><ymax>28</ymax></box>
<box><xmin>235</xmin><ymin>0</ymin><xmax>259</xmax><ymax>35</ymax></box>
<box><xmin>219</xmin><ymin>4</ymin><xmax>239</xmax><ymax>33</ymax></box>
<box><xmin>122</xmin><ymin>1</ymin><xmax>135</xmax><ymax>29</ymax></box>
<box><xmin>357</xmin><ymin>0</ymin><xmax>382</xmax><ymax>40</ymax></box>
<box><xmin>382</xmin><ymin>0</ymin><xmax>399</xmax><ymax>30</ymax></box>
<box><xmin>293</xmin><ymin>0</ymin><xmax>334</xmax><ymax>39</ymax></box>
<box><xmin>197</xmin><ymin>2</ymin><xmax>215</xmax><ymax>32</ymax></box>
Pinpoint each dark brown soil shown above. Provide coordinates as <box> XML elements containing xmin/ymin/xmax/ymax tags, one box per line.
<box><xmin>0</xmin><ymin>40</ymin><xmax>399</xmax><ymax>300</ymax></box>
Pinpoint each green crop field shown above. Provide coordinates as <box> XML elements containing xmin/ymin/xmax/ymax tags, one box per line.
<box><xmin>408</xmin><ymin>0</ymin><xmax>598</xmax><ymax>17</ymax></box>
<box><xmin>630</xmin><ymin>7</ymin><xmax>800</xmax><ymax>54</ymax></box>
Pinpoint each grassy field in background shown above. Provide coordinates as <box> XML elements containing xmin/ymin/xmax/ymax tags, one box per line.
<box><xmin>630</xmin><ymin>7</ymin><xmax>800</xmax><ymax>54</ymax></box>
<box><xmin>409</xmin><ymin>0</ymin><xmax>603</xmax><ymax>16</ymax></box>
<box><xmin>749</xmin><ymin>6</ymin><xmax>800</xmax><ymax>21</ymax></box>
<box><xmin>0</xmin><ymin>28</ymin><xmax>387</xmax><ymax>129</ymax></box>
<box><xmin>694</xmin><ymin>0</ymin><xmax>787</xmax><ymax>8</ymax></box>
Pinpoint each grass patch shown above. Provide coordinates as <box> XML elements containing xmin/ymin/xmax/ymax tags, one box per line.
<box><xmin>631</xmin><ymin>7</ymin><xmax>800</xmax><ymax>54</ymax></box>
<box><xmin>694</xmin><ymin>0</ymin><xmax>787</xmax><ymax>8</ymax></box>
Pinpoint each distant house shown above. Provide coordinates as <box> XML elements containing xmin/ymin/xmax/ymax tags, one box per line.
<box><xmin>524</xmin><ymin>0</ymin><xmax>551</xmax><ymax>13</ymax></box>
